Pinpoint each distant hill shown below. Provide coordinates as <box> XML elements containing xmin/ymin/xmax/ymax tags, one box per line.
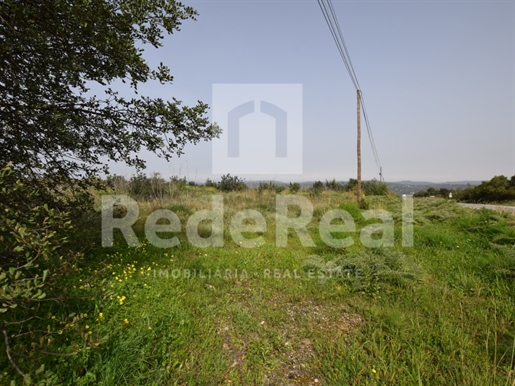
<box><xmin>243</xmin><ymin>180</ymin><xmax>482</xmax><ymax>196</ymax></box>
<box><xmin>387</xmin><ymin>181</ymin><xmax>481</xmax><ymax>196</ymax></box>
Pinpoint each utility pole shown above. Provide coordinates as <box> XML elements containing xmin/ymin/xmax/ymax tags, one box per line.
<box><xmin>357</xmin><ymin>89</ymin><xmax>362</xmax><ymax>204</ymax></box>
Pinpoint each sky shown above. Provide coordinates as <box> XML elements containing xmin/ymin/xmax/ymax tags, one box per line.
<box><xmin>108</xmin><ymin>0</ymin><xmax>514</xmax><ymax>183</ymax></box>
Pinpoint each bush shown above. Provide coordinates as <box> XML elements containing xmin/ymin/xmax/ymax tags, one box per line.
<box><xmin>219</xmin><ymin>174</ymin><xmax>246</xmax><ymax>192</ymax></box>
<box><xmin>106</xmin><ymin>174</ymin><xmax>129</xmax><ymax>193</ymax></box>
<box><xmin>309</xmin><ymin>181</ymin><xmax>324</xmax><ymax>197</ymax></box>
<box><xmin>258</xmin><ymin>181</ymin><xmax>285</xmax><ymax>194</ymax></box>
<box><xmin>303</xmin><ymin>249</ymin><xmax>425</xmax><ymax>293</ymax></box>
<box><xmin>345</xmin><ymin>178</ymin><xmax>358</xmax><ymax>192</ymax></box>
<box><xmin>169</xmin><ymin>175</ymin><xmax>187</xmax><ymax>193</ymax></box>
<box><xmin>362</xmin><ymin>179</ymin><xmax>389</xmax><ymax>196</ymax></box>
<box><xmin>205</xmin><ymin>178</ymin><xmax>218</xmax><ymax>188</ymax></box>
<box><xmin>325</xmin><ymin>179</ymin><xmax>343</xmax><ymax>191</ymax></box>
<box><xmin>124</xmin><ymin>173</ymin><xmax>191</xmax><ymax>200</ymax></box>
<box><xmin>128</xmin><ymin>173</ymin><xmax>154</xmax><ymax>200</ymax></box>
<box><xmin>289</xmin><ymin>182</ymin><xmax>300</xmax><ymax>194</ymax></box>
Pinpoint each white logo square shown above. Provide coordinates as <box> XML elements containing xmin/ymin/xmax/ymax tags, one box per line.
<box><xmin>212</xmin><ymin>84</ymin><xmax>303</xmax><ymax>174</ymax></box>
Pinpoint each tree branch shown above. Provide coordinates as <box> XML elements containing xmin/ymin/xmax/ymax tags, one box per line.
<box><xmin>3</xmin><ymin>328</ymin><xmax>25</xmax><ymax>378</ymax></box>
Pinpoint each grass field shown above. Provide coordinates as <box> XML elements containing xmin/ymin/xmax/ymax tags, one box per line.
<box><xmin>2</xmin><ymin>189</ymin><xmax>515</xmax><ymax>385</ymax></box>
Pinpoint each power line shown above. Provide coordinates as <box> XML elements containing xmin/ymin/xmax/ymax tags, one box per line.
<box><xmin>317</xmin><ymin>0</ymin><xmax>383</xmax><ymax>180</ymax></box>
<box><xmin>316</xmin><ymin>0</ymin><xmax>358</xmax><ymax>90</ymax></box>
<box><xmin>361</xmin><ymin>93</ymin><xmax>381</xmax><ymax>170</ymax></box>
<box><xmin>326</xmin><ymin>0</ymin><xmax>360</xmax><ymax>91</ymax></box>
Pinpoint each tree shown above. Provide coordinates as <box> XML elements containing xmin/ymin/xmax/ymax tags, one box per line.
<box><xmin>0</xmin><ymin>0</ymin><xmax>219</xmax><ymax>201</ymax></box>
<box><xmin>1</xmin><ymin>2</ymin><xmax>222</xmax><ymax>376</ymax></box>
<box><xmin>458</xmin><ymin>175</ymin><xmax>515</xmax><ymax>202</ymax></box>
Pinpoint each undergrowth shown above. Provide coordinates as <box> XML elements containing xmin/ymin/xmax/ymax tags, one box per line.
<box><xmin>1</xmin><ymin>190</ymin><xmax>514</xmax><ymax>385</ymax></box>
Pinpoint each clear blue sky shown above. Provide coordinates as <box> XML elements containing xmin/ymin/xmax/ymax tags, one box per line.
<box><xmin>110</xmin><ymin>0</ymin><xmax>514</xmax><ymax>183</ymax></box>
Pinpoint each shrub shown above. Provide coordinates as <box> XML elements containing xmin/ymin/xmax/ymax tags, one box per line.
<box><xmin>258</xmin><ymin>181</ymin><xmax>285</xmax><ymax>194</ymax></box>
<box><xmin>303</xmin><ymin>249</ymin><xmax>425</xmax><ymax>293</ymax></box>
<box><xmin>345</xmin><ymin>178</ymin><xmax>358</xmax><ymax>192</ymax></box>
<box><xmin>289</xmin><ymin>182</ymin><xmax>300</xmax><ymax>194</ymax></box>
<box><xmin>325</xmin><ymin>179</ymin><xmax>343</xmax><ymax>191</ymax></box>
<box><xmin>128</xmin><ymin>173</ymin><xmax>153</xmax><ymax>200</ymax></box>
<box><xmin>219</xmin><ymin>174</ymin><xmax>246</xmax><ymax>192</ymax></box>
<box><xmin>274</xmin><ymin>185</ymin><xmax>285</xmax><ymax>193</ymax></box>
<box><xmin>310</xmin><ymin>181</ymin><xmax>324</xmax><ymax>197</ymax></box>
<box><xmin>205</xmin><ymin>178</ymin><xmax>218</xmax><ymax>188</ymax></box>
<box><xmin>258</xmin><ymin>182</ymin><xmax>268</xmax><ymax>194</ymax></box>
<box><xmin>169</xmin><ymin>175</ymin><xmax>187</xmax><ymax>192</ymax></box>
<box><xmin>362</xmin><ymin>179</ymin><xmax>389</xmax><ymax>196</ymax></box>
<box><xmin>106</xmin><ymin>174</ymin><xmax>129</xmax><ymax>193</ymax></box>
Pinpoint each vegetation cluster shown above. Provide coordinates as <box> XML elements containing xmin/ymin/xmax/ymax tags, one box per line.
<box><xmin>414</xmin><ymin>175</ymin><xmax>515</xmax><ymax>203</ymax></box>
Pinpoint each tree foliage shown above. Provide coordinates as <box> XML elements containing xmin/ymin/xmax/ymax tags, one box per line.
<box><xmin>413</xmin><ymin>176</ymin><xmax>515</xmax><ymax>202</ymax></box>
<box><xmin>0</xmin><ymin>1</ymin><xmax>218</xmax><ymax>377</ymax></box>
<box><xmin>458</xmin><ymin>175</ymin><xmax>515</xmax><ymax>203</ymax></box>
<box><xmin>414</xmin><ymin>187</ymin><xmax>452</xmax><ymax>198</ymax></box>
<box><xmin>0</xmin><ymin>163</ymin><xmax>85</xmax><ymax>380</ymax></box>
<box><xmin>0</xmin><ymin>0</ymin><xmax>219</xmax><ymax>196</ymax></box>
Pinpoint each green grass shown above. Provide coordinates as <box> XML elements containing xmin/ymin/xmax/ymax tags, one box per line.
<box><xmin>2</xmin><ymin>192</ymin><xmax>515</xmax><ymax>385</ymax></box>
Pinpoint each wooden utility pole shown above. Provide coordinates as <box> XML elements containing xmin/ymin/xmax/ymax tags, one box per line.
<box><xmin>357</xmin><ymin>90</ymin><xmax>362</xmax><ymax>204</ymax></box>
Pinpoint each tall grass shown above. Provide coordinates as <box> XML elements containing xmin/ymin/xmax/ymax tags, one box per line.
<box><xmin>1</xmin><ymin>189</ymin><xmax>514</xmax><ymax>385</ymax></box>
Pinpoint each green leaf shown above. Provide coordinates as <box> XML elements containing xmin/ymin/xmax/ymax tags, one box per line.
<box><xmin>23</xmin><ymin>373</ymin><xmax>32</xmax><ymax>385</ymax></box>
